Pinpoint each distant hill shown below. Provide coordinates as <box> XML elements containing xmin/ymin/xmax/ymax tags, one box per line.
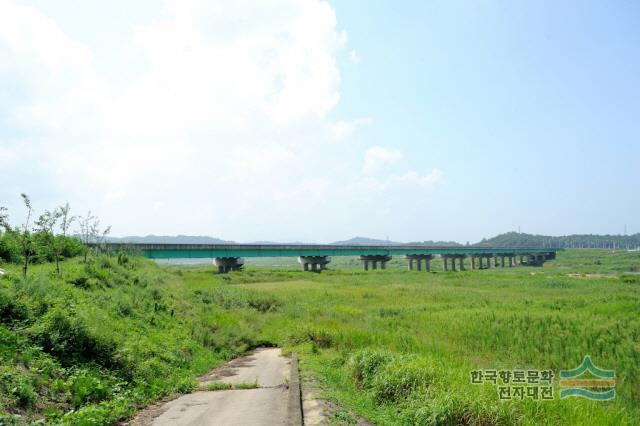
<box><xmin>248</xmin><ymin>241</ymin><xmax>307</xmax><ymax>245</ymax></box>
<box><xmin>108</xmin><ymin>235</ymin><xmax>235</xmax><ymax>244</ymax></box>
<box><xmin>406</xmin><ymin>240</ymin><xmax>464</xmax><ymax>247</ymax></box>
<box><xmin>331</xmin><ymin>237</ymin><xmax>462</xmax><ymax>247</ymax></box>
<box><xmin>331</xmin><ymin>236</ymin><xmax>399</xmax><ymax>246</ymax></box>
<box><xmin>476</xmin><ymin>232</ymin><xmax>640</xmax><ymax>249</ymax></box>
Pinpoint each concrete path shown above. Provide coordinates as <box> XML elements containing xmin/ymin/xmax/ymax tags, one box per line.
<box><xmin>129</xmin><ymin>348</ymin><xmax>291</xmax><ymax>426</ymax></box>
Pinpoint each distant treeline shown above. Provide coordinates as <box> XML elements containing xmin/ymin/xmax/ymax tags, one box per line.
<box><xmin>476</xmin><ymin>232</ymin><xmax>640</xmax><ymax>249</ymax></box>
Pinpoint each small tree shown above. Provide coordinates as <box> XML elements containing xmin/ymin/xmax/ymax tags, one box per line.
<box><xmin>36</xmin><ymin>209</ymin><xmax>63</xmax><ymax>274</ymax></box>
<box><xmin>77</xmin><ymin>212</ymin><xmax>110</xmax><ymax>263</ymax></box>
<box><xmin>98</xmin><ymin>225</ymin><xmax>112</xmax><ymax>251</ymax></box>
<box><xmin>17</xmin><ymin>194</ymin><xmax>34</xmax><ymax>277</ymax></box>
<box><xmin>57</xmin><ymin>202</ymin><xmax>77</xmax><ymax>265</ymax></box>
<box><xmin>59</xmin><ymin>202</ymin><xmax>75</xmax><ymax>237</ymax></box>
<box><xmin>78</xmin><ymin>211</ymin><xmax>97</xmax><ymax>263</ymax></box>
<box><xmin>0</xmin><ymin>206</ymin><xmax>8</xmax><ymax>230</ymax></box>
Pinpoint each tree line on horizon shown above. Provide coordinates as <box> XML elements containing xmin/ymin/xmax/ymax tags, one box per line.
<box><xmin>476</xmin><ymin>231</ymin><xmax>640</xmax><ymax>249</ymax></box>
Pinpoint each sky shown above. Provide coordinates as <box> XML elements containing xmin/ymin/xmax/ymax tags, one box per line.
<box><xmin>1</xmin><ymin>0</ymin><xmax>639</xmax><ymax>243</ymax></box>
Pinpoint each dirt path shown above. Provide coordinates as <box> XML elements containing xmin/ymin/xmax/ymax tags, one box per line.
<box><xmin>129</xmin><ymin>348</ymin><xmax>292</xmax><ymax>426</ymax></box>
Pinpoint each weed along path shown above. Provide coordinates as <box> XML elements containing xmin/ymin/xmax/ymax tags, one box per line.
<box><xmin>129</xmin><ymin>348</ymin><xmax>298</xmax><ymax>426</ymax></box>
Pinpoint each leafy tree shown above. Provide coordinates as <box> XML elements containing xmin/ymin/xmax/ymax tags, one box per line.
<box><xmin>17</xmin><ymin>194</ymin><xmax>35</xmax><ymax>277</ymax></box>
<box><xmin>0</xmin><ymin>206</ymin><xmax>19</xmax><ymax>264</ymax></box>
<box><xmin>35</xmin><ymin>209</ymin><xmax>63</xmax><ymax>274</ymax></box>
<box><xmin>0</xmin><ymin>206</ymin><xmax>8</xmax><ymax>230</ymax></box>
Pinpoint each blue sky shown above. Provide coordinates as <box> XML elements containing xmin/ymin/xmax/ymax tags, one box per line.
<box><xmin>1</xmin><ymin>0</ymin><xmax>638</xmax><ymax>242</ymax></box>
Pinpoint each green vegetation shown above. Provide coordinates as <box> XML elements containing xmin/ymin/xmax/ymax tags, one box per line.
<box><xmin>1</xmin><ymin>249</ymin><xmax>638</xmax><ymax>425</ymax></box>
<box><xmin>241</xmin><ymin>250</ymin><xmax>640</xmax><ymax>425</ymax></box>
<box><xmin>203</xmin><ymin>382</ymin><xmax>233</xmax><ymax>391</ymax></box>
<box><xmin>0</xmin><ymin>255</ymin><xmax>275</xmax><ymax>424</ymax></box>
<box><xmin>478</xmin><ymin>231</ymin><xmax>640</xmax><ymax>250</ymax></box>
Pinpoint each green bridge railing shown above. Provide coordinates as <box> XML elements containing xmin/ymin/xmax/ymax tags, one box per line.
<box><xmin>102</xmin><ymin>243</ymin><xmax>560</xmax><ymax>259</ymax></box>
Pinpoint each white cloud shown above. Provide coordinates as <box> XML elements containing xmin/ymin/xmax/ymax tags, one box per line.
<box><xmin>349</xmin><ymin>49</ymin><xmax>359</xmax><ymax>64</ymax></box>
<box><xmin>363</xmin><ymin>146</ymin><xmax>403</xmax><ymax>174</ymax></box>
<box><xmin>0</xmin><ymin>0</ymin><xmax>443</xmax><ymax>241</ymax></box>
<box><xmin>327</xmin><ymin>117</ymin><xmax>372</xmax><ymax>140</ymax></box>
<box><xmin>385</xmin><ymin>169</ymin><xmax>444</xmax><ymax>188</ymax></box>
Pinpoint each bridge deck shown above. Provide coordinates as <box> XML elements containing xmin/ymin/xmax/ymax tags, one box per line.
<box><xmin>103</xmin><ymin>243</ymin><xmax>558</xmax><ymax>259</ymax></box>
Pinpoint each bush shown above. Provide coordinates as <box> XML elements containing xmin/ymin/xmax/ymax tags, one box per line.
<box><xmin>1</xmin><ymin>372</ymin><xmax>37</xmax><ymax>408</ymax></box>
<box><xmin>67</xmin><ymin>369</ymin><xmax>113</xmax><ymax>408</ymax></box>
<box><xmin>175</xmin><ymin>377</ymin><xmax>198</xmax><ymax>394</ymax></box>
<box><xmin>28</xmin><ymin>308</ymin><xmax>119</xmax><ymax>368</ymax></box>
<box><xmin>69</xmin><ymin>275</ymin><xmax>100</xmax><ymax>289</ymax></box>
<box><xmin>289</xmin><ymin>327</ymin><xmax>334</xmax><ymax>349</ymax></box>
<box><xmin>0</xmin><ymin>231</ymin><xmax>21</xmax><ymax>263</ymax></box>
<box><xmin>0</xmin><ymin>287</ymin><xmax>29</xmax><ymax>324</ymax></box>
<box><xmin>347</xmin><ymin>348</ymin><xmax>394</xmax><ymax>388</ymax></box>
<box><xmin>371</xmin><ymin>357</ymin><xmax>435</xmax><ymax>403</ymax></box>
<box><xmin>620</xmin><ymin>274</ymin><xmax>640</xmax><ymax>284</ymax></box>
<box><xmin>247</xmin><ymin>294</ymin><xmax>280</xmax><ymax>312</ymax></box>
<box><xmin>58</xmin><ymin>236</ymin><xmax>83</xmax><ymax>259</ymax></box>
<box><xmin>403</xmin><ymin>393</ymin><xmax>510</xmax><ymax>426</ymax></box>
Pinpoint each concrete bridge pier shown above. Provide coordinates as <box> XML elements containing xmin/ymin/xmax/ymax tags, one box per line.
<box><xmin>406</xmin><ymin>254</ymin><xmax>433</xmax><ymax>272</ymax></box>
<box><xmin>475</xmin><ymin>256</ymin><xmax>482</xmax><ymax>269</ymax></box>
<box><xmin>359</xmin><ymin>255</ymin><xmax>392</xmax><ymax>271</ymax></box>
<box><xmin>477</xmin><ymin>256</ymin><xmax>489</xmax><ymax>269</ymax></box>
<box><xmin>449</xmin><ymin>255</ymin><xmax>466</xmax><ymax>271</ymax></box>
<box><xmin>443</xmin><ymin>255</ymin><xmax>465</xmax><ymax>271</ymax></box>
<box><xmin>213</xmin><ymin>257</ymin><xmax>245</xmax><ymax>273</ymax></box>
<box><xmin>298</xmin><ymin>256</ymin><xmax>331</xmax><ymax>272</ymax></box>
<box><xmin>458</xmin><ymin>255</ymin><xmax>466</xmax><ymax>271</ymax></box>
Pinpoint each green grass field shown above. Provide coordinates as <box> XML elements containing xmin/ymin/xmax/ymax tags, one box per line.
<box><xmin>1</xmin><ymin>249</ymin><xmax>639</xmax><ymax>425</ymax></box>
<box><xmin>180</xmin><ymin>250</ymin><xmax>640</xmax><ymax>425</ymax></box>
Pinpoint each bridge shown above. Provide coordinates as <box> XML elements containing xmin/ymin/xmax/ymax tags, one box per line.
<box><xmin>103</xmin><ymin>243</ymin><xmax>559</xmax><ymax>273</ymax></box>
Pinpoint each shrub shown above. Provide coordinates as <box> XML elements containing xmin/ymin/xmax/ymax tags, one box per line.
<box><xmin>347</xmin><ymin>348</ymin><xmax>394</xmax><ymax>388</ymax></box>
<box><xmin>28</xmin><ymin>308</ymin><xmax>119</xmax><ymax>368</ymax></box>
<box><xmin>371</xmin><ymin>357</ymin><xmax>435</xmax><ymax>403</ymax></box>
<box><xmin>67</xmin><ymin>369</ymin><xmax>113</xmax><ymax>408</ymax></box>
<box><xmin>175</xmin><ymin>377</ymin><xmax>198</xmax><ymax>394</ymax></box>
<box><xmin>247</xmin><ymin>294</ymin><xmax>280</xmax><ymax>312</ymax></box>
<box><xmin>0</xmin><ymin>231</ymin><xmax>21</xmax><ymax>263</ymax></box>
<box><xmin>69</xmin><ymin>275</ymin><xmax>100</xmax><ymax>290</ymax></box>
<box><xmin>4</xmin><ymin>373</ymin><xmax>37</xmax><ymax>408</ymax></box>
<box><xmin>620</xmin><ymin>274</ymin><xmax>640</xmax><ymax>284</ymax></box>
<box><xmin>117</xmin><ymin>252</ymin><xmax>130</xmax><ymax>266</ymax></box>
<box><xmin>288</xmin><ymin>327</ymin><xmax>334</xmax><ymax>349</ymax></box>
<box><xmin>58</xmin><ymin>235</ymin><xmax>83</xmax><ymax>259</ymax></box>
<box><xmin>60</xmin><ymin>396</ymin><xmax>133</xmax><ymax>425</ymax></box>
<box><xmin>0</xmin><ymin>288</ymin><xmax>30</xmax><ymax>324</ymax></box>
<box><xmin>403</xmin><ymin>393</ymin><xmax>510</xmax><ymax>426</ymax></box>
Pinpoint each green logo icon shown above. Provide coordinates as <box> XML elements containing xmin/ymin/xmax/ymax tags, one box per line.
<box><xmin>559</xmin><ymin>356</ymin><xmax>615</xmax><ymax>400</ymax></box>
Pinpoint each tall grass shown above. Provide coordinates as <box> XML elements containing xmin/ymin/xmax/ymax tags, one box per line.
<box><xmin>222</xmin><ymin>249</ymin><xmax>640</xmax><ymax>425</ymax></box>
